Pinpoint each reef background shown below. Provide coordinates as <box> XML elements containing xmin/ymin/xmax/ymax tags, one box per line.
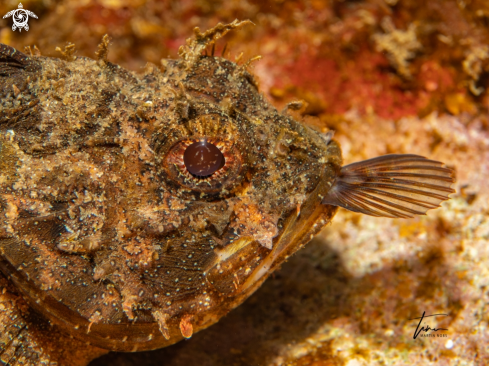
<box><xmin>1</xmin><ymin>0</ymin><xmax>488</xmax><ymax>365</ymax></box>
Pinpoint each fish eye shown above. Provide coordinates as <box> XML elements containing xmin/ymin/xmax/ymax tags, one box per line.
<box><xmin>161</xmin><ymin>136</ymin><xmax>248</xmax><ymax>199</ymax></box>
<box><xmin>183</xmin><ymin>140</ymin><xmax>225</xmax><ymax>177</ymax></box>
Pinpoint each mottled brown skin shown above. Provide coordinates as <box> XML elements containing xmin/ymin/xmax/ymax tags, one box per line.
<box><xmin>0</xmin><ymin>21</ymin><xmax>341</xmax><ymax>365</ymax></box>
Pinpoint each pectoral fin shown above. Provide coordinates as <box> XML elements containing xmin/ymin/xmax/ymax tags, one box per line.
<box><xmin>322</xmin><ymin>154</ymin><xmax>455</xmax><ymax>218</ymax></box>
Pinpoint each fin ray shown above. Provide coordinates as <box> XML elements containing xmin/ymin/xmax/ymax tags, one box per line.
<box><xmin>322</xmin><ymin>154</ymin><xmax>455</xmax><ymax>218</ymax></box>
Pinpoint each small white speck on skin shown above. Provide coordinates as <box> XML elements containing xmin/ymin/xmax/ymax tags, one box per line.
<box><xmin>345</xmin><ymin>359</ymin><xmax>363</xmax><ymax>366</ymax></box>
<box><xmin>384</xmin><ymin>329</ymin><xmax>394</xmax><ymax>336</ymax></box>
<box><xmin>6</xmin><ymin>130</ymin><xmax>14</xmax><ymax>141</ymax></box>
<box><xmin>445</xmin><ymin>339</ymin><xmax>454</xmax><ymax>349</ymax></box>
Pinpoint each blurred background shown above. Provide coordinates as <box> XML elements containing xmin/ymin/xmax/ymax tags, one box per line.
<box><xmin>1</xmin><ymin>0</ymin><xmax>489</xmax><ymax>365</ymax></box>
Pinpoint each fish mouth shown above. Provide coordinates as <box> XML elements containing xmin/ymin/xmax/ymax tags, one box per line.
<box><xmin>223</xmin><ymin>162</ymin><xmax>339</xmax><ymax>304</ymax></box>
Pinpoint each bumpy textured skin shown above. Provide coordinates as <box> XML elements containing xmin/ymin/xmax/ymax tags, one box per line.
<box><xmin>0</xmin><ymin>271</ymin><xmax>108</xmax><ymax>365</ymax></box>
<box><xmin>0</xmin><ymin>23</ymin><xmax>341</xmax><ymax>365</ymax></box>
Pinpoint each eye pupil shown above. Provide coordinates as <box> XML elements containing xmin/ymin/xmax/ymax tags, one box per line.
<box><xmin>184</xmin><ymin>140</ymin><xmax>225</xmax><ymax>177</ymax></box>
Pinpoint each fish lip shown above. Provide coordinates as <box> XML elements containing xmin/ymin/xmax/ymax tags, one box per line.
<box><xmin>236</xmin><ymin>163</ymin><xmax>338</xmax><ymax>295</ymax></box>
<box><xmin>200</xmin><ymin>162</ymin><xmax>338</xmax><ymax>310</ymax></box>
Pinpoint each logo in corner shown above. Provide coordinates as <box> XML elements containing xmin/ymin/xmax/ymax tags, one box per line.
<box><xmin>410</xmin><ymin>311</ymin><xmax>449</xmax><ymax>339</ymax></box>
<box><xmin>3</xmin><ymin>3</ymin><xmax>38</xmax><ymax>32</ymax></box>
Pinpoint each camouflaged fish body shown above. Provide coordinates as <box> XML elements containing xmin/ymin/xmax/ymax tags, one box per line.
<box><xmin>0</xmin><ymin>20</ymin><xmax>454</xmax><ymax>365</ymax></box>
